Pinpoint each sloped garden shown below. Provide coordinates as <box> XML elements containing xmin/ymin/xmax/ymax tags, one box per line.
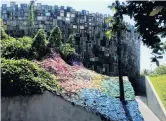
<box><xmin>1</xmin><ymin>25</ymin><xmax>144</xmax><ymax>121</ymax></box>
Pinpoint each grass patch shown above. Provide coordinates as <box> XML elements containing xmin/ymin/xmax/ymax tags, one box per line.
<box><xmin>149</xmin><ymin>75</ymin><xmax>166</xmax><ymax>109</ymax></box>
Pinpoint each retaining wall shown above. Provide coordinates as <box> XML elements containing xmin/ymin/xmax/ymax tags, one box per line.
<box><xmin>1</xmin><ymin>91</ymin><xmax>102</xmax><ymax>121</ymax></box>
<box><xmin>130</xmin><ymin>76</ymin><xmax>166</xmax><ymax>121</ymax></box>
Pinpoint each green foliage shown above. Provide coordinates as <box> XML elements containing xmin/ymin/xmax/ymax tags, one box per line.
<box><xmin>124</xmin><ymin>1</ymin><xmax>166</xmax><ymax>44</ymax></box>
<box><xmin>60</xmin><ymin>43</ymin><xmax>75</xmax><ymax>57</ymax></box>
<box><xmin>1</xmin><ymin>19</ymin><xmax>9</xmax><ymax>40</ymax></box>
<box><xmin>105</xmin><ymin>16</ymin><xmax>113</xmax><ymax>23</ymax></box>
<box><xmin>106</xmin><ymin>1</ymin><xmax>127</xmax><ymax>39</ymax></box>
<box><xmin>141</xmin><ymin>69</ymin><xmax>152</xmax><ymax>76</ymax></box>
<box><xmin>151</xmin><ymin>42</ymin><xmax>166</xmax><ymax>66</ymax></box>
<box><xmin>1</xmin><ymin>37</ymin><xmax>32</xmax><ymax>59</ymax></box>
<box><xmin>1</xmin><ymin>28</ymin><xmax>9</xmax><ymax>40</ymax></box>
<box><xmin>32</xmin><ymin>29</ymin><xmax>48</xmax><ymax>59</ymax></box>
<box><xmin>120</xmin><ymin>1</ymin><xmax>166</xmax><ymax>64</ymax></box>
<box><xmin>18</xmin><ymin>36</ymin><xmax>33</xmax><ymax>48</ymax></box>
<box><xmin>28</xmin><ymin>0</ymin><xmax>35</xmax><ymax>37</ymax></box>
<box><xmin>150</xmin><ymin>75</ymin><xmax>166</xmax><ymax>109</ymax></box>
<box><xmin>149</xmin><ymin>6</ymin><xmax>164</xmax><ymax>16</ymax></box>
<box><xmin>1</xmin><ymin>58</ymin><xmax>58</xmax><ymax>96</ymax></box>
<box><xmin>48</xmin><ymin>26</ymin><xmax>62</xmax><ymax>48</ymax></box>
<box><xmin>163</xmin><ymin>42</ymin><xmax>166</xmax><ymax>50</ymax></box>
<box><xmin>66</xmin><ymin>34</ymin><xmax>76</xmax><ymax>47</ymax></box>
<box><xmin>107</xmin><ymin>1</ymin><xmax>128</xmax><ymax>100</ymax></box>
<box><xmin>1</xmin><ymin>29</ymin><xmax>48</xmax><ymax>60</ymax></box>
<box><xmin>0</xmin><ymin>19</ymin><xmax>5</xmax><ymax>28</ymax></box>
<box><xmin>153</xmin><ymin>65</ymin><xmax>166</xmax><ymax>75</ymax></box>
<box><xmin>106</xmin><ymin>30</ymin><xmax>113</xmax><ymax>39</ymax></box>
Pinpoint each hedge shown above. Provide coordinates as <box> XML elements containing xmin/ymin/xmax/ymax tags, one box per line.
<box><xmin>1</xmin><ymin>58</ymin><xmax>59</xmax><ymax>96</ymax></box>
<box><xmin>1</xmin><ymin>37</ymin><xmax>32</xmax><ymax>59</ymax></box>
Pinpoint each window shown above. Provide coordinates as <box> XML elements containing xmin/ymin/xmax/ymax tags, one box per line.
<box><xmin>2</xmin><ymin>10</ymin><xmax>7</xmax><ymax>14</ymax></box>
<box><xmin>3</xmin><ymin>21</ymin><xmax>7</xmax><ymax>25</ymax></box>
<box><xmin>88</xmin><ymin>43</ymin><xmax>92</xmax><ymax>48</ymax></box>
<box><xmin>66</xmin><ymin>17</ymin><xmax>70</xmax><ymax>22</ymax></box>
<box><xmin>37</xmin><ymin>3</ymin><xmax>41</xmax><ymax>9</ymax></box>
<box><xmin>2</xmin><ymin>4</ymin><xmax>7</xmax><ymax>8</ymax></box>
<box><xmin>60</xmin><ymin>6</ymin><xmax>64</xmax><ymax>10</ymax></box>
<box><xmin>46</xmin><ymin>12</ymin><xmax>50</xmax><ymax>16</ymax></box>
<box><xmin>39</xmin><ymin>24</ymin><xmax>44</xmax><ymax>28</ymax></box>
<box><xmin>37</xmin><ymin>16</ymin><xmax>43</xmax><ymax>20</ymax></box>
<box><xmin>84</xmin><ymin>16</ymin><xmax>86</xmax><ymax>21</ymax></box>
<box><xmin>80</xmin><ymin>19</ymin><xmax>84</xmax><ymax>23</ymax></box>
<box><xmin>18</xmin><ymin>17</ymin><xmax>22</xmax><ymax>20</ymax></box>
<box><xmin>60</xmin><ymin>12</ymin><xmax>64</xmax><ymax>17</ymax></box>
<box><xmin>22</xmin><ymin>12</ymin><xmax>26</xmax><ymax>16</ymax></box>
<box><xmin>41</xmin><ymin>5</ymin><xmax>45</xmax><ymax>10</ymax></box>
<box><xmin>23</xmin><ymin>21</ymin><xmax>27</xmax><ymax>25</ymax></box>
<box><xmin>67</xmin><ymin>12</ymin><xmax>70</xmax><ymax>17</ymax></box>
<box><xmin>54</xmin><ymin>5</ymin><xmax>58</xmax><ymax>10</ymax></box>
<box><xmin>10</xmin><ymin>2</ymin><xmax>16</xmax><ymax>7</ymax></box>
<box><xmin>73</xmin><ymin>25</ymin><xmax>77</xmax><ymax>29</ymax></box>
<box><xmin>90</xmin><ymin>58</ymin><xmax>95</xmax><ymax>62</ymax></box>
<box><xmin>57</xmin><ymin>16</ymin><xmax>62</xmax><ymax>20</ymax></box>
<box><xmin>34</xmin><ymin>25</ymin><xmax>38</xmax><ymax>28</ymax></box>
<box><xmin>80</xmin><ymin>26</ymin><xmax>84</xmax><ymax>30</ymax></box>
<box><xmin>71</xmin><ymin>14</ymin><xmax>75</xmax><ymax>18</ymax></box>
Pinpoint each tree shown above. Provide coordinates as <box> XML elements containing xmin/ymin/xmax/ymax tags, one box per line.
<box><xmin>141</xmin><ymin>69</ymin><xmax>152</xmax><ymax>76</ymax></box>
<box><xmin>48</xmin><ymin>26</ymin><xmax>62</xmax><ymax>48</ymax></box>
<box><xmin>163</xmin><ymin>41</ymin><xmax>166</xmax><ymax>50</ymax></box>
<box><xmin>0</xmin><ymin>19</ymin><xmax>9</xmax><ymax>40</ymax></box>
<box><xmin>120</xmin><ymin>1</ymin><xmax>166</xmax><ymax>65</ymax></box>
<box><xmin>66</xmin><ymin>34</ymin><xmax>76</xmax><ymax>48</ymax></box>
<box><xmin>106</xmin><ymin>1</ymin><xmax>127</xmax><ymax>101</ymax></box>
<box><xmin>1</xmin><ymin>26</ymin><xmax>8</xmax><ymax>40</ymax></box>
<box><xmin>153</xmin><ymin>64</ymin><xmax>166</xmax><ymax>75</ymax></box>
<box><xmin>28</xmin><ymin>0</ymin><xmax>36</xmax><ymax>37</ymax></box>
<box><xmin>60</xmin><ymin>43</ymin><xmax>75</xmax><ymax>57</ymax></box>
<box><xmin>1</xmin><ymin>37</ymin><xmax>32</xmax><ymax>59</ymax></box>
<box><xmin>32</xmin><ymin>29</ymin><xmax>47</xmax><ymax>59</ymax></box>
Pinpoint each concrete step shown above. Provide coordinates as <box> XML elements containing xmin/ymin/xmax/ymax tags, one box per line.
<box><xmin>136</xmin><ymin>97</ymin><xmax>160</xmax><ymax>121</ymax></box>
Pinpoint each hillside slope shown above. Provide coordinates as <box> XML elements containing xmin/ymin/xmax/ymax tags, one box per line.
<box><xmin>38</xmin><ymin>52</ymin><xmax>144</xmax><ymax>121</ymax></box>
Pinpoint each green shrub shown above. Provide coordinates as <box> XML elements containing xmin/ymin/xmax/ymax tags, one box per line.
<box><xmin>31</xmin><ymin>29</ymin><xmax>48</xmax><ymax>59</ymax></box>
<box><xmin>1</xmin><ymin>37</ymin><xmax>32</xmax><ymax>59</ymax></box>
<box><xmin>141</xmin><ymin>69</ymin><xmax>152</xmax><ymax>76</ymax></box>
<box><xmin>1</xmin><ymin>28</ymin><xmax>9</xmax><ymax>40</ymax></box>
<box><xmin>18</xmin><ymin>36</ymin><xmax>32</xmax><ymax>45</ymax></box>
<box><xmin>60</xmin><ymin>43</ymin><xmax>75</xmax><ymax>57</ymax></box>
<box><xmin>48</xmin><ymin>26</ymin><xmax>62</xmax><ymax>48</ymax></box>
<box><xmin>153</xmin><ymin>65</ymin><xmax>166</xmax><ymax>75</ymax></box>
<box><xmin>66</xmin><ymin>34</ymin><xmax>76</xmax><ymax>47</ymax></box>
<box><xmin>1</xmin><ymin>19</ymin><xmax>9</xmax><ymax>40</ymax></box>
<box><xmin>1</xmin><ymin>58</ymin><xmax>58</xmax><ymax>96</ymax></box>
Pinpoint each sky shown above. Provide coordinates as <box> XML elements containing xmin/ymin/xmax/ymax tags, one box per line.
<box><xmin>1</xmin><ymin>0</ymin><xmax>166</xmax><ymax>71</ymax></box>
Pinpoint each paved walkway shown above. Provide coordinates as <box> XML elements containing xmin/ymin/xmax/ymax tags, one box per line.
<box><xmin>136</xmin><ymin>97</ymin><xmax>160</xmax><ymax>121</ymax></box>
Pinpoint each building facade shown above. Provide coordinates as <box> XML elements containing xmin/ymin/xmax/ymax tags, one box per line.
<box><xmin>1</xmin><ymin>2</ymin><xmax>140</xmax><ymax>77</ymax></box>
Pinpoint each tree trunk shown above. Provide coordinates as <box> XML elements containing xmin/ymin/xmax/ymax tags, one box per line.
<box><xmin>117</xmin><ymin>31</ymin><xmax>125</xmax><ymax>101</ymax></box>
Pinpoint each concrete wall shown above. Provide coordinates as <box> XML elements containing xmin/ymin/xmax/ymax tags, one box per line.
<box><xmin>131</xmin><ymin>76</ymin><xmax>166</xmax><ymax>121</ymax></box>
<box><xmin>129</xmin><ymin>76</ymin><xmax>146</xmax><ymax>96</ymax></box>
<box><xmin>1</xmin><ymin>91</ymin><xmax>102</xmax><ymax>121</ymax></box>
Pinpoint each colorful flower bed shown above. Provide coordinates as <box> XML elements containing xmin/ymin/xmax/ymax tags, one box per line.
<box><xmin>40</xmin><ymin>53</ymin><xmax>144</xmax><ymax>121</ymax></box>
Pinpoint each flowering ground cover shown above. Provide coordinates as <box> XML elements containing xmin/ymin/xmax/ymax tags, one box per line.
<box><xmin>40</xmin><ymin>53</ymin><xmax>144</xmax><ymax>121</ymax></box>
